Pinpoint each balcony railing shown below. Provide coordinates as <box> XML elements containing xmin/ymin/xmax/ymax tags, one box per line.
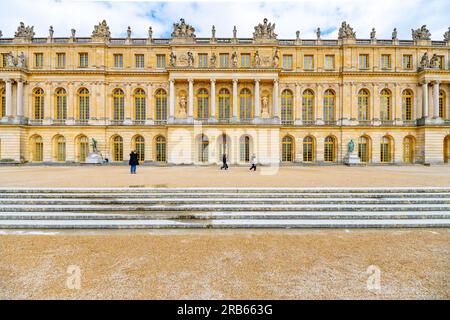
<box><xmin>281</xmin><ymin>120</ymin><xmax>294</xmax><ymax>125</ymax></box>
<box><xmin>28</xmin><ymin>119</ymin><xmax>43</xmax><ymax>125</ymax></box>
<box><xmin>52</xmin><ymin>119</ymin><xmax>66</xmax><ymax>125</ymax></box>
<box><xmin>154</xmin><ymin>120</ymin><xmax>167</xmax><ymax>125</ymax></box>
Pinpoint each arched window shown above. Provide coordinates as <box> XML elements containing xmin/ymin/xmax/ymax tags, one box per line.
<box><xmin>155</xmin><ymin>89</ymin><xmax>167</xmax><ymax>122</ymax></box>
<box><xmin>113</xmin><ymin>89</ymin><xmax>125</xmax><ymax>122</ymax></box>
<box><xmin>55</xmin><ymin>88</ymin><xmax>67</xmax><ymax>121</ymax></box>
<box><xmin>197</xmin><ymin>134</ymin><xmax>209</xmax><ymax>162</ymax></box>
<box><xmin>323</xmin><ymin>89</ymin><xmax>335</xmax><ymax>124</ymax></box>
<box><xmin>380</xmin><ymin>136</ymin><xmax>393</xmax><ymax>163</ymax></box>
<box><xmin>282</xmin><ymin>136</ymin><xmax>294</xmax><ymax>162</ymax></box>
<box><xmin>78</xmin><ymin>136</ymin><xmax>89</xmax><ymax>162</ymax></box>
<box><xmin>239</xmin><ymin>88</ymin><xmax>252</xmax><ymax>120</ymax></box>
<box><xmin>77</xmin><ymin>88</ymin><xmax>89</xmax><ymax>122</ymax></box>
<box><xmin>0</xmin><ymin>88</ymin><xmax>5</xmax><ymax>118</ymax></box>
<box><xmin>444</xmin><ymin>135</ymin><xmax>450</xmax><ymax>164</ymax></box>
<box><xmin>240</xmin><ymin>136</ymin><xmax>251</xmax><ymax>162</ymax></box>
<box><xmin>33</xmin><ymin>88</ymin><xmax>44</xmax><ymax>120</ymax></box>
<box><xmin>55</xmin><ymin>136</ymin><xmax>66</xmax><ymax>162</ymax></box>
<box><xmin>358</xmin><ymin>136</ymin><xmax>370</xmax><ymax>163</ymax></box>
<box><xmin>403</xmin><ymin>136</ymin><xmax>415</xmax><ymax>163</ymax></box>
<box><xmin>134</xmin><ymin>88</ymin><xmax>146</xmax><ymax>122</ymax></box>
<box><xmin>155</xmin><ymin>136</ymin><xmax>166</xmax><ymax>162</ymax></box>
<box><xmin>402</xmin><ymin>90</ymin><xmax>413</xmax><ymax>121</ymax></box>
<box><xmin>32</xmin><ymin>136</ymin><xmax>43</xmax><ymax>162</ymax></box>
<box><xmin>302</xmin><ymin>89</ymin><xmax>314</xmax><ymax>123</ymax></box>
<box><xmin>324</xmin><ymin>136</ymin><xmax>336</xmax><ymax>162</ymax></box>
<box><xmin>303</xmin><ymin>136</ymin><xmax>314</xmax><ymax>162</ymax></box>
<box><xmin>439</xmin><ymin>90</ymin><xmax>446</xmax><ymax>119</ymax></box>
<box><xmin>380</xmin><ymin>89</ymin><xmax>391</xmax><ymax>121</ymax></box>
<box><xmin>197</xmin><ymin>88</ymin><xmax>209</xmax><ymax>120</ymax></box>
<box><xmin>112</xmin><ymin>136</ymin><xmax>123</xmax><ymax>162</ymax></box>
<box><xmin>218</xmin><ymin>88</ymin><xmax>231</xmax><ymax>120</ymax></box>
<box><xmin>281</xmin><ymin>90</ymin><xmax>293</xmax><ymax>124</ymax></box>
<box><xmin>133</xmin><ymin>135</ymin><xmax>145</xmax><ymax>162</ymax></box>
<box><xmin>358</xmin><ymin>89</ymin><xmax>370</xmax><ymax>122</ymax></box>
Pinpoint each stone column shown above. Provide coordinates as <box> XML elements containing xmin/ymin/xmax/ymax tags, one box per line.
<box><xmin>188</xmin><ymin>78</ymin><xmax>194</xmax><ymax>119</ymax></box>
<box><xmin>210</xmin><ymin>79</ymin><xmax>216</xmax><ymax>122</ymax></box>
<box><xmin>432</xmin><ymin>81</ymin><xmax>443</xmax><ymax>123</ymax></box>
<box><xmin>273</xmin><ymin>79</ymin><xmax>279</xmax><ymax>119</ymax></box>
<box><xmin>422</xmin><ymin>81</ymin><xmax>429</xmax><ymax>119</ymax></box>
<box><xmin>4</xmin><ymin>79</ymin><xmax>12</xmax><ymax>120</ymax></box>
<box><xmin>232</xmin><ymin>78</ymin><xmax>238</xmax><ymax>122</ymax></box>
<box><xmin>169</xmin><ymin>79</ymin><xmax>175</xmax><ymax>120</ymax></box>
<box><xmin>254</xmin><ymin>79</ymin><xmax>260</xmax><ymax>120</ymax></box>
<box><xmin>16</xmin><ymin>79</ymin><xmax>24</xmax><ymax>122</ymax></box>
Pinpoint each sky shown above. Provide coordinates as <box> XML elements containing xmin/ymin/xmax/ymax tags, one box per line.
<box><xmin>1</xmin><ymin>0</ymin><xmax>449</xmax><ymax>40</ymax></box>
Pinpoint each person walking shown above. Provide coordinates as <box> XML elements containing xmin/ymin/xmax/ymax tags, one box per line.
<box><xmin>249</xmin><ymin>153</ymin><xmax>257</xmax><ymax>171</ymax></box>
<box><xmin>221</xmin><ymin>153</ymin><xmax>229</xmax><ymax>170</ymax></box>
<box><xmin>129</xmin><ymin>150</ymin><xmax>139</xmax><ymax>174</ymax></box>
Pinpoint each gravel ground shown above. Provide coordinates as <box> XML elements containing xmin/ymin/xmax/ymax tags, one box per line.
<box><xmin>0</xmin><ymin>229</ymin><xmax>449</xmax><ymax>299</ymax></box>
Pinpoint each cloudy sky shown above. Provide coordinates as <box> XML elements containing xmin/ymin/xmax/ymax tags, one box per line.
<box><xmin>1</xmin><ymin>0</ymin><xmax>449</xmax><ymax>40</ymax></box>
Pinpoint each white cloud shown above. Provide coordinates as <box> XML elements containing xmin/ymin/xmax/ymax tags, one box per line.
<box><xmin>1</xmin><ymin>0</ymin><xmax>449</xmax><ymax>40</ymax></box>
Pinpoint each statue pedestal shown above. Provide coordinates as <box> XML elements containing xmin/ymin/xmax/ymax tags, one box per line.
<box><xmin>85</xmin><ymin>152</ymin><xmax>104</xmax><ymax>164</ymax></box>
<box><xmin>344</xmin><ymin>152</ymin><xmax>361</xmax><ymax>166</ymax></box>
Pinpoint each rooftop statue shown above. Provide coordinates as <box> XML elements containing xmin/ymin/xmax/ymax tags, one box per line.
<box><xmin>444</xmin><ymin>27</ymin><xmax>450</xmax><ymax>41</ymax></box>
<box><xmin>253</xmin><ymin>18</ymin><xmax>277</xmax><ymax>40</ymax></box>
<box><xmin>233</xmin><ymin>26</ymin><xmax>237</xmax><ymax>39</ymax></box>
<box><xmin>92</xmin><ymin>20</ymin><xmax>111</xmax><ymax>39</ymax></box>
<box><xmin>148</xmin><ymin>26</ymin><xmax>153</xmax><ymax>40</ymax></box>
<box><xmin>412</xmin><ymin>25</ymin><xmax>431</xmax><ymax>41</ymax></box>
<box><xmin>316</xmin><ymin>27</ymin><xmax>321</xmax><ymax>39</ymax></box>
<box><xmin>49</xmin><ymin>26</ymin><xmax>54</xmax><ymax>39</ymax></box>
<box><xmin>392</xmin><ymin>28</ymin><xmax>398</xmax><ymax>40</ymax></box>
<box><xmin>0</xmin><ymin>30</ymin><xmax>2</xmax><ymax>38</ymax></box>
<box><xmin>370</xmin><ymin>28</ymin><xmax>376</xmax><ymax>40</ymax></box>
<box><xmin>211</xmin><ymin>25</ymin><xmax>216</xmax><ymax>41</ymax></box>
<box><xmin>338</xmin><ymin>21</ymin><xmax>356</xmax><ymax>40</ymax></box>
<box><xmin>171</xmin><ymin>18</ymin><xmax>196</xmax><ymax>39</ymax></box>
<box><xmin>14</xmin><ymin>22</ymin><xmax>35</xmax><ymax>41</ymax></box>
<box><xmin>127</xmin><ymin>26</ymin><xmax>132</xmax><ymax>39</ymax></box>
<box><xmin>71</xmin><ymin>29</ymin><xmax>76</xmax><ymax>38</ymax></box>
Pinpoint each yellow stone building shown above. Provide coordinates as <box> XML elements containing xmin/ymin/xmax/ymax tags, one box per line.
<box><xmin>1</xmin><ymin>19</ymin><xmax>450</xmax><ymax>165</ymax></box>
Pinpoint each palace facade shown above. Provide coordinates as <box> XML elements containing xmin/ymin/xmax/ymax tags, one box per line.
<box><xmin>1</xmin><ymin>19</ymin><xmax>450</xmax><ymax>165</ymax></box>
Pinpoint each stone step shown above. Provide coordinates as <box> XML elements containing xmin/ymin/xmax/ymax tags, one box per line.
<box><xmin>0</xmin><ymin>198</ymin><xmax>448</xmax><ymax>205</ymax></box>
<box><xmin>1</xmin><ymin>193</ymin><xmax>449</xmax><ymax>199</ymax></box>
<box><xmin>1</xmin><ymin>219</ymin><xmax>449</xmax><ymax>229</ymax></box>
<box><xmin>1</xmin><ymin>203</ymin><xmax>449</xmax><ymax>212</ymax></box>
<box><xmin>1</xmin><ymin>211</ymin><xmax>449</xmax><ymax>220</ymax></box>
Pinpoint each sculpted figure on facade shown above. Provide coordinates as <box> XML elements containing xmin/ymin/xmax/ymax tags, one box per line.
<box><xmin>17</xmin><ymin>52</ymin><xmax>26</xmax><ymax>68</ymax></box>
<box><xmin>169</xmin><ymin>51</ymin><xmax>177</xmax><ymax>67</ymax></box>
<box><xmin>171</xmin><ymin>18</ymin><xmax>196</xmax><ymax>39</ymax></box>
<box><xmin>231</xmin><ymin>51</ymin><xmax>238</xmax><ymax>67</ymax></box>
<box><xmin>92</xmin><ymin>20</ymin><xmax>111</xmax><ymax>39</ymax></box>
<box><xmin>392</xmin><ymin>28</ymin><xmax>398</xmax><ymax>40</ymax></box>
<box><xmin>370</xmin><ymin>28</ymin><xmax>376</xmax><ymax>40</ymax></box>
<box><xmin>148</xmin><ymin>26</ymin><xmax>153</xmax><ymax>40</ymax></box>
<box><xmin>338</xmin><ymin>21</ymin><xmax>356</xmax><ymax>40</ymax></box>
<box><xmin>6</xmin><ymin>51</ymin><xmax>15</xmax><ymax>67</ymax></box>
<box><xmin>71</xmin><ymin>29</ymin><xmax>76</xmax><ymax>38</ymax></box>
<box><xmin>253</xmin><ymin>18</ymin><xmax>277</xmax><ymax>41</ymax></box>
<box><xmin>211</xmin><ymin>25</ymin><xmax>216</xmax><ymax>41</ymax></box>
<box><xmin>14</xmin><ymin>22</ymin><xmax>35</xmax><ymax>41</ymax></box>
<box><xmin>127</xmin><ymin>26</ymin><xmax>132</xmax><ymax>39</ymax></box>
<box><xmin>233</xmin><ymin>26</ymin><xmax>237</xmax><ymax>39</ymax></box>
<box><xmin>444</xmin><ymin>27</ymin><xmax>450</xmax><ymax>41</ymax></box>
<box><xmin>412</xmin><ymin>25</ymin><xmax>431</xmax><ymax>41</ymax></box>
<box><xmin>429</xmin><ymin>54</ymin><xmax>440</xmax><ymax>68</ymax></box>
<box><xmin>316</xmin><ymin>28</ymin><xmax>321</xmax><ymax>40</ymax></box>
<box><xmin>178</xmin><ymin>95</ymin><xmax>187</xmax><ymax>118</ymax></box>
<box><xmin>254</xmin><ymin>50</ymin><xmax>261</xmax><ymax>67</ymax></box>
<box><xmin>261</xmin><ymin>96</ymin><xmax>270</xmax><ymax>118</ymax></box>
<box><xmin>49</xmin><ymin>26</ymin><xmax>54</xmax><ymax>39</ymax></box>
<box><xmin>187</xmin><ymin>52</ymin><xmax>194</xmax><ymax>67</ymax></box>
<box><xmin>419</xmin><ymin>52</ymin><xmax>430</xmax><ymax>69</ymax></box>
<box><xmin>296</xmin><ymin>30</ymin><xmax>300</xmax><ymax>40</ymax></box>
<box><xmin>272</xmin><ymin>49</ymin><xmax>279</xmax><ymax>67</ymax></box>
<box><xmin>210</xmin><ymin>53</ymin><xmax>217</xmax><ymax>67</ymax></box>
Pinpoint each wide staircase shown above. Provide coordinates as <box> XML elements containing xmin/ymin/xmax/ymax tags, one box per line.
<box><xmin>0</xmin><ymin>188</ymin><xmax>449</xmax><ymax>229</ymax></box>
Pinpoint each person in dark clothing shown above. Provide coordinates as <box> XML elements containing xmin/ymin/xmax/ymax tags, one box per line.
<box><xmin>221</xmin><ymin>153</ymin><xmax>228</xmax><ymax>170</ymax></box>
<box><xmin>249</xmin><ymin>153</ymin><xmax>257</xmax><ymax>171</ymax></box>
<box><xmin>129</xmin><ymin>150</ymin><xmax>139</xmax><ymax>174</ymax></box>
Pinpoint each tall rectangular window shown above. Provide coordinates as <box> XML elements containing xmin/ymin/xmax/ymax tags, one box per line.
<box><xmin>241</xmin><ymin>54</ymin><xmax>250</xmax><ymax>67</ymax></box>
<box><xmin>282</xmin><ymin>55</ymin><xmax>293</xmax><ymax>69</ymax></box>
<box><xmin>220</xmin><ymin>53</ymin><xmax>229</xmax><ymax>67</ymax></box>
<box><xmin>34</xmin><ymin>53</ymin><xmax>44</xmax><ymax>68</ymax></box>
<box><xmin>304</xmin><ymin>55</ymin><xmax>314</xmax><ymax>70</ymax></box>
<box><xmin>359</xmin><ymin>54</ymin><xmax>369</xmax><ymax>69</ymax></box>
<box><xmin>437</xmin><ymin>55</ymin><xmax>445</xmax><ymax>69</ymax></box>
<box><xmin>380</xmin><ymin>54</ymin><xmax>391</xmax><ymax>69</ymax></box>
<box><xmin>79</xmin><ymin>53</ymin><xmax>88</xmax><ymax>68</ymax></box>
<box><xmin>156</xmin><ymin>54</ymin><xmax>166</xmax><ymax>68</ymax></box>
<box><xmin>135</xmin><ymin>54</ymin><xmax>144</xmax><ymax>68</ymax></box>
<box><xmin>1</xmin><ymin>53</ymin><xmax>8</xmax><ymax>67</ymax></box>
<box><xmin>198</xmin><ymin>53</ymin><xmax>208</xmax><ymax>67</ymax></box>
<box><xmin>56</xmin><ymin>53</ymin><xmax>66</xmax><ymax>68</ymax></box>
<box><xmin>324</xmin><ymin>55</ymin><xmax>335</xmax><ymax>70</ymax></box>
<box><xmin>114</xmin><ymin>54</ymin><xmax>123</xmax><ymax>68</ymax></box>
<box><xmin>402</xmin><ymin>55</ymin><xmax>412</xmax><ymax>70</ymax></box>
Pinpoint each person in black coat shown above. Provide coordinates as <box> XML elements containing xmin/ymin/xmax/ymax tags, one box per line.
<box><xmin>129</xmin><ymin>150</ymin><xmax>139</xmax><ymax>174</ymax></box>
<box><xmin>221</xmin><ymin>153</ymin><xmax>228</xmax><ymax>170</ymax></box>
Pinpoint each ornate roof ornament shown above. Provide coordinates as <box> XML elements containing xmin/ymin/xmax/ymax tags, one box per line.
<box><xmin>444</xmin><ymin>27</ymin><xmax>450</xmax><ymax>41</ymax></box>
<box><xmin>338</xmin><ymin>21</ymin><xmax>356</xmax><ymax>40</ymax></box>
<box><xmin>14</xmin><ymin>22</ymin><xmax>35</xmax><ymax>42</ymax></box>
<box><xmin>412</xmin><ymin>25</ymin><xmax>431</xmax><ymax>41</ymax></box>
<box><xmin>91</xmin><ymin>20</ymin><xmax>111</xmax><ymax>41</ymax></box>
<box><xmin>419</xmin><ymin>52</ymin><xmax>430</xmax><ymax>69</ymax></box>
<box><xmin>253</xmin><ymin>18</ymin><xmax>277</xmax><ymax>42</ymax></box>
<box><xmin>171</xmin><ymin>18</ymin><xmax>196</xmax><ymax>41</ymax></box>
